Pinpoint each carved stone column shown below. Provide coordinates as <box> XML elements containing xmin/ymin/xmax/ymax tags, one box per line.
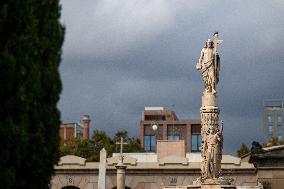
<box><xmin>115</xmin><ymin>160</ymin><xmax>127</xmax><ymax>189</ymax></box>
<box><xmin>200</xmin><ymin>92</ymin><xmax>222</xmax><ymax>181</ymax></box>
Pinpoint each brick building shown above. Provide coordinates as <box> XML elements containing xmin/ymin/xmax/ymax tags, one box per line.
<box><xmin>140</xmin><ymin>107</ymin><xmax>201</xmax><ymax>153</ymax></box>
<box><xmin>60</xmin><ymin>115</ymin><xmax>91</xmax><ymax>141</ymax></box>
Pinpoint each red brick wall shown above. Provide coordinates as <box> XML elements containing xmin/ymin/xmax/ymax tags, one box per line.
<box><xmin>65</xmin><ymin>127</ymin><xmax>75</xmax><ymax>140</ymax></box>
<box><xmin>59</xmin><ymin>127</ymin><xmax>65</xmax><ymax>140</ymax></box>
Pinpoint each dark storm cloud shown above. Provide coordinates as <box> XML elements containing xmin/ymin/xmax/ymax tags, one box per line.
<box><xmin>59</xmin><ymin>0</ymin><xmax>284</xmax><ymax>154</ymax></box>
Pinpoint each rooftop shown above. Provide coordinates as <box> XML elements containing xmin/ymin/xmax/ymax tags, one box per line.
<box><xmin>55</xmin><ymin>153</ymin><xmax>253</xmax><ymax>171</ymax></box>
<box><xmin>263</xmin><ymin>99</ymin><xmax>284</xmax><ymax>109</ymax></box>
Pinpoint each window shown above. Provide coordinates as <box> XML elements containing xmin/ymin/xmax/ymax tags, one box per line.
<box><xmin>268</xmin><ymin>134</ymin><xmax>273</xmax><ymax>141</ymax></box>
<box><xmin>144</xmin><ymin>135</ymin><xmax>156</xmax><ymax>152</ymax></box>
<box><xmin>168</xmin><ymin>135</ymin><xmax>180</xmax><ymax>140</ymax></box>
<box><xmin>144</xmin><ymin>115</ymin><xmax>165</xmax><ymax>120</ymax></box>
<box><xmin>278</xmin><ymin>135</ymin><xmax>283</xmax><ymax>141</ymax></box>
<box><xmin>277</xmin><ymin>115</ymin><xmax>282</xmax><ymax>123</ymax></box>
<box><xmin>268</xmin><ymin>125</ymin><xmax>273</xmax><ymax>134</ymax></box>
<box><xmin>191</xmin><ymin>124</ymin><xmax>201</xmax><ymax>134</ymax></box>
<box><xmin>267</xmin><ymin>115</ymin><xmax>273</xmax><ymax>122</ymax></box>
<box><xmin>277</xmin><ymin>124</ymin><xmax>282</xmax><ymax>133</ymax></box>
<box><xmin>167</xmin><ymin>125</ymin><xmax>186</xmax><ymax>140</ymax></box>
<box><xmin>191</xmin><ymin>134</ymin><xmax>201</xmax><ymax>152</ymax></box>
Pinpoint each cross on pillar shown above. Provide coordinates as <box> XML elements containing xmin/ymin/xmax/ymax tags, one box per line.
<box><xmin>115</xmin><ymin>137</ymin><xmax>128</xmax><ymax>189</ymax></box>
<box><xmin>213</xmin><ymin>32</ymin><xmax>223</xmax><ymax>55</ymax></box>
<box><xmin>116</xmin><ymin>137</ymin><xmax>127</xmax><ymax>164</ymax></box>
<box><xmin>213</xmin><ymin>32</ymin><xmax>223</xmax><ymax>89</ymax></box>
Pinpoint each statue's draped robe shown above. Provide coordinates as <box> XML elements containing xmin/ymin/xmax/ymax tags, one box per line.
<box><xmin>197</xmin><ymin>45</ymin><xmax>220</xmax><ymax>93</ymax></box>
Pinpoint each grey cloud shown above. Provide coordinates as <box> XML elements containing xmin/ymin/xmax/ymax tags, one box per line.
<box><xmin>59</xmin><ymin>0</ymin><xmax>284</xmax><ymax>154</ymax></box>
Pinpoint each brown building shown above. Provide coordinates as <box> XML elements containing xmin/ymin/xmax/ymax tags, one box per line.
<box><xmin>140</xmin><ymin>107</ymin><xmax>201</xmax><ymax>153</ymax></box>
<box><xmin>60</xmin><ymin>115</ymin><xmax>91</xmax><ymax>141</ymax></box>
<box><xmin>263</xmin><ymin>99</ymin><xmax>284</xmax><ymax>143</ymax></box>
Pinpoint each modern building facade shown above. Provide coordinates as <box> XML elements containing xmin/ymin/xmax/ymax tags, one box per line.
<box><xmin>263</xmin><ymin>99</ymin><xmax>284</xmax><ymax>143</ymax></box>
<box><xmin>140</xmin><ymin>107</ymin><xmax>201</xmax><ymax>153</ymax></box>
<box><xmin>60</xmin><ymin>115</ymin><xmax>91</xmax><ymax>141</ymax></box>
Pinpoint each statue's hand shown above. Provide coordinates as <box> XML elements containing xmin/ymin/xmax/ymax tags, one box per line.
<box><xmin>196</xmin><ymin>62</ymin><xmax>201</xmax><ymax>70</ymax></box>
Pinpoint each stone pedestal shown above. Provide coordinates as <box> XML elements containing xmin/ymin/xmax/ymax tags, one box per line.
<box><xmin>115</xmin><ymin>163</ymin><xmax>127</xmax><ymax>189</ymax></box>
<box><xmin>187</xmin><ymin>184</ymin><xmax>236</xmax><ymax>189</ymax></box>
<box><xmin>200</xmin><ymin>92</ymin><xmax>222</xmax><ymax>180</ymax></box>
<box><xmin>201</xmin><ymin>184</ymin><xmax>222</xmax><ymax>189</ymax></box>
<box><xmin>98</xmin><ymin>148</ymin><xmax>106</xmax><ymax>189</ymax></box>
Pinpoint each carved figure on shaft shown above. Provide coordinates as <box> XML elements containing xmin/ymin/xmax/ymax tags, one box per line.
<box><xmin>203</xmin><ymin>125</ymin><xmax>223</xmax><ymax>180</ymax></box>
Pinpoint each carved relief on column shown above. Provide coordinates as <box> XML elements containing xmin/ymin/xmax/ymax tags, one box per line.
<box><xmin>200</xmin><ymin>94</ymin><xmax>223</xmax><ymax>182</ymax></box>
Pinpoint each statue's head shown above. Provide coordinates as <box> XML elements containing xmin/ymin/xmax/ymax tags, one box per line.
<box><xmin>205</xmin><ymin>39</ymin><xmax>213</xmax><ymax>48</ymax></box>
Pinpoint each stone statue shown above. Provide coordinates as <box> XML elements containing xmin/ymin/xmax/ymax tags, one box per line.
<box><xmin>196</xmin><ymin>32</ymin><xmax>224</xmax><ymax>185</ymax></box>
<box><xmin>203</xmin><ymin>125</ymin><xmax>223</xmax><ymax>180</ymax></box>
<box><xmin>196</xmin><ymin>32</ymin><xmax>222</xmax><ymax>94</ymax></box>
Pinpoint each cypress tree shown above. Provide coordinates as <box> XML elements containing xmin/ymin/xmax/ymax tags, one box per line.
<box><xmin>0</xmin><ymin>1</ymin><xmax>64</xmax><ymax>189</ymax></box>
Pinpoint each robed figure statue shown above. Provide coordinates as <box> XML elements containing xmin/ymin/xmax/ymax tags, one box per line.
<box><xmin>202</xmin><ymin>125</ymin><xmax>223</xmax><ymax>179</ymax></box>
<box><xmin>196</xmin><ymin>32</ymin><xmax>222</xmax><ymax>94</ymax></box>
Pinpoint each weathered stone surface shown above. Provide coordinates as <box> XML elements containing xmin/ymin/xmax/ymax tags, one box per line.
<box><xmin>196</xmin><ymin>33</ymin><xmax>222</xmax><ymax>94</ymax></box>
<box><xmin>58</xmin><ymin>155</ymin><xmax>86</xmax><ymax>166</ymax></box>
<box><xmin>158</xmin><ymin>155</ymin><xmax>188</xmax><ymax>165</ymax></box>
<box><xmin>115</xmin><ymin>164</ymin><xmax>127</xmax><ymax>189</ymax></box>
<box><xmin>157</xmin><ymin>140</ymin><xmax>186</xmax><ymax>160</ymax></box>
<box><xmin>197</xmin><ymin>33</ymin><xmax>223</xmax><ymax>182</ymax></box>
<box><xmin>107</xmin><ymin>155</ymin><xmax>137</xmax><ymax>165</ymax></box>
<box><xmin>98</xmin><ymin>148</ymin><xmax>107</xmax><ymax>189</ymax></box>
<box><xmin>201</xmin><ymin>184</ymin><xmax>222</xmax><ymax>189</ymax></box>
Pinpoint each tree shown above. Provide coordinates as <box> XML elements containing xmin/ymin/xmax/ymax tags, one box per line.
<box><xmin>92</xmin><ymin>129</ymin><xmax>115</xmax><ymax>161</ymax></box>
<box><xmin>114</xmin><ymin>130</ymin><xmax>129</xmax><ymax>142</ymax></box>
<box><xmin>113</xmin><ymin>130</ymin><xmax>143</xmax><ymax>153</ymax></box>
<box><xmin>0</xmin><ymin>1</ymin><xmax>64</xmax><ymax>189</ymax></box>
<box><xmin>237</xmin><ymin>143</ymin><xmax>250</xmax><ymax>157</ymax></box>
<box><xmin>125</xmin><ymin>137</ymin><xmax>144</xmax><ymax>153</ymax></box>
<box><xmin>59</xmin><ymin>130</ymin><xmax>144</xmax><ymax>161</ymax></box>
<box><xmin>59</xmin><ymin>138</ymin><xmax>96</xmax><ymax>161</ymax></box>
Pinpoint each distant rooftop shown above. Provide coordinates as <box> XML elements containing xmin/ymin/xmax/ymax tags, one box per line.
<box><xmin>60</xmin><ymin>122</ymin><xmax>83</xmax><ymax>128</ymax></box>
<box><xmin>263</xmin><ymin>99</ymin><xmax>284</xmax><ymax>109</ymax></box>
<box><xmin>112</xmin><ymin>152</ymin><xmax>241</xmax><ymax>165</ymax></box>
<box><xmin>145</xmin><ymin>107</ymin><xmax>164</xmax><ymax>110</ymax></box>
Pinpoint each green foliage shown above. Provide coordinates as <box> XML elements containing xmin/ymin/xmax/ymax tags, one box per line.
<box><xmin>92</xmin><ymin>129</ymin><xmax>115</xmax><ymax>160</ymax></box>
<box><xmin>113</xmin><ymin>130</ymin><xmax>144</xmax><ymax>153</ymax></box>
<box><xmin>60</xmin><ymin>138</ymin><xmax>96</xmax><ymax>161</ymax></box>
<box><xmin>0</xmin><ymin>1</ymin><xmax>64</xmax><ymax>189</ymax></box>
<box><xmin>60</xmin><ymin>129</ymin><xmax>144</xmax><ymax>162</ymax></box>
<box><xmin>124</xmin><ymin>137</ymin><xmax>144</xmax><ymax>153</ymax></box>
<box><xmin>263</xmin><ymin>138</ymin><xmax>284</xmax><ymax>147</ymax></box>
<box><xmin>237</xmin><ymin>143</ymin><xmax>250</xmax><ymax>157</ymax></box>
<box><xmin>114</xmin><ymin>130</ymin><xmax>129</xmax><ymax>142</ymax></box>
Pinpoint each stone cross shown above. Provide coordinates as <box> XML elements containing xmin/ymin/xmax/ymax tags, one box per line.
<box><xmin>116</xmin><ymin>137</ymin><xmax>127</xmax><ymax>164</ymax></box>
<box><xmin>98</xmin><ymin>148</ymin><xmax>107</xmax><ymax>189</ymax></box>
<box><xmin>213</xmin><ymin>32</ymin><xmax>223</xmax><ymax>83</ymax></box>
<box><xmin>115</xmin><ymin>137</ymin><xmax>128</xmax><ymax>189</ymax></box>
<box><xmin>213</xmin><ymin>32</ymin><xmax>223</xmax><ymax>56</ymax></box>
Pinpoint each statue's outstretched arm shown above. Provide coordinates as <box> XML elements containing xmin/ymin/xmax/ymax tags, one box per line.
<box><xmin>196</xmin><ymin>49</ymin><xmax>204</xmax><ymax>70</ymax></box>
<box><xmin>199</xmin><ymin>49</ymin><xmax>204</xmax><ymax>63</ymax></box>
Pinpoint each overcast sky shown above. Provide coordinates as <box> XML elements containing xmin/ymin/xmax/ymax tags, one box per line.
<box><xmin>58</xmin><ymin>0</ymin><xmax>284</xmax><ymax>154</ymax></box>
